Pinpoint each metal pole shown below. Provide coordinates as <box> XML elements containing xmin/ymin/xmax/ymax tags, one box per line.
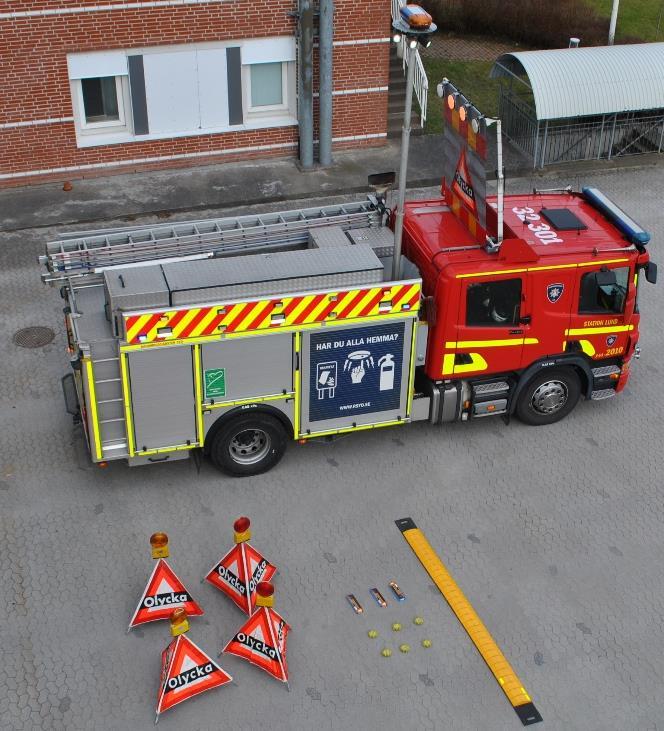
<box><xmin>533</xmin><ymin>120</ymin><xmax>540</xmax><ymax>170</ymax></box>
<box><xmin>608</xmin><ymin>0</ymin><xmax>619</xmax><ymax>44</ymax></box>
<box><xmin>392</xmin><ymin>41</ymin><xmax>415</xmax><ymax>281</ymax></box>
<box><xmin>495</xmin><ymin>119</ymin><xmax>504</xmax><ymax>244</ymax></box>
<box><xmin>319</xmin><ymin>0</ymin><xmax>334</xmax><ymax>166</ymax></box>
<box><xmin>540</xmin><ymin>120</ymin><xmax>549</xmax><ymax>168</ymax></box>
<box><xmin>608</xmin><ymin>113</ymin><xmax>617</xmax><ymax>159</ymax></box>
<box><xmin>298</xmin><ymin>0</ymin><xmax>314</xmax><ymax>169</ymax></box>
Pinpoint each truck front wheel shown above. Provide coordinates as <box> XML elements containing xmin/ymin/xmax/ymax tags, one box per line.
<box><xmin>208</xmin><ymin>413</ymin><xmax>287</xmax><ymax>476</ymax></box>
<box><xmin>516</xmin><ymin>369</ymin><xmax>581</xmax><ymax>426</ymax></box>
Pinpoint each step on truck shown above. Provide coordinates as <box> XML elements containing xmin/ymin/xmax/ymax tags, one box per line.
<box><xmin>42</xmin><ymin>182</ymin><xmax>655</xmax><ymax>476</ymax></box>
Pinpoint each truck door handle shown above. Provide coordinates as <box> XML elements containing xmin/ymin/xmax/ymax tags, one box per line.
<box><xmin>509</xmin><ymin>329</ymin><xmax>524</xmax><ymax>335</ymax></box>
<box><xmin>519</xmin><ymin>315</ymin><xmax>532</xmax><ymax>325</ymax></box>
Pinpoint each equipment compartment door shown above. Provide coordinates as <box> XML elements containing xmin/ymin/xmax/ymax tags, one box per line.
<box><xmin>127</xmin><ymin>346</ymin><xmax>197</xmax><ymax>451</ymax></box>
<box><xmin>200</xmin><ymin>333</ymin><xmax>293</xmax><ymax>404</ymax></box>
<box><xmin>300</xmin><ymin>319</ymin><xmax>415</xmax><ymax>435</ymax></box>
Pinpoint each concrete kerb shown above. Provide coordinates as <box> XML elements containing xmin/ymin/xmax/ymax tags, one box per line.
<box><xmin>1</xmin><ymin>136</ymin><xmax>662</xmax><ymax>233</ymax></box>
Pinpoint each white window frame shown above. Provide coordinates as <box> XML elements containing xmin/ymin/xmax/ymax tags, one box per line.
<box><xmin>246</xmin><ymin>62</ymin><xmax>289</xmax><ymax>114</ymax></box>
<box><xmin>70</xmin><ymin>76</ymin><xmax>133</xmax><ymax>137</ymax></box>
<box><xmin>68</xmin><ymin>39</ymin><xmax>298</xmax><ymax>148</ymax></box>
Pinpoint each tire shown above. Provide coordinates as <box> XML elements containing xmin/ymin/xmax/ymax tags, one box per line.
<box><xmin>516</xmin><ymin>368</ymin><xmax>581</xmax><ymax>426</ymax></box>
<box><xmin>208</xmin><ymin>413</ymin><xmax>287</xmax><ymax>476</ymax></box>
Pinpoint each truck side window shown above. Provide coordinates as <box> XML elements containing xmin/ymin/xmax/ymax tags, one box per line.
<box><xmin>578</xmin><ymin>266</ymin><xmax>629</xmax><ymax>314</ymax></box>
<box><xmin>466</xmin><ymin>279</ymin><xmax>521</xmax><ymax>327</ymax></box>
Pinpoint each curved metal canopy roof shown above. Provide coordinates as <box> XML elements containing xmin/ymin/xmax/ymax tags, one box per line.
<box><xmin>491</xmin><ymin>43</ymin><xmax>664</xmax><ymax>121</ymax></box>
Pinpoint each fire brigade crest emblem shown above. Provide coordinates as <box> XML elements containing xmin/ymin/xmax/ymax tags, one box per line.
<box><xmin>606</xmin><ymin>335</ymin><xmax>617</xmax><ymax>346</ymax></box>
<box><xmin>547</xmin><ymin>283</ymin><xmax>564</xmax><ymax>303</ymax></box>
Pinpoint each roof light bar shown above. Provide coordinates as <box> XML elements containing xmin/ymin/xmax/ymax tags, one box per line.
<box><xmin>582</xmin><ymin>187</ymin><xmax>651</xmax><ymax>248</ymax></box>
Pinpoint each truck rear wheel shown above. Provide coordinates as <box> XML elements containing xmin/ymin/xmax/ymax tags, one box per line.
<box><xmin>516</xmin><ymin>369</ymin><xmax>581</xmax><ymax>426</ymax></box>
<box><xmin>208</xmin><ymin>413</ymin><xmax>287</xmax><ymax>476</ymax></box>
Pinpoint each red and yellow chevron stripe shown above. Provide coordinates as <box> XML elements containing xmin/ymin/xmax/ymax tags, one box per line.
<box><xmin>123</xmin><ymin>282</ymin><xmax>421</xmax><ymax>345</ymax></box>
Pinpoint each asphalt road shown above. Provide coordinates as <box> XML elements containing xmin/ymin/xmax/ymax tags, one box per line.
<box><xmin>1</xmin><ymin>164</ymin><xmax>663</xmax><ymax>731</ymax></box>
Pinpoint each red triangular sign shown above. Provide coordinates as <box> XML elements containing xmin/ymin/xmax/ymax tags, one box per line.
<box><xmin>129</xmin><ymin>559</ymin><xmax>204</xmax><ymax>629</ymax></box>
<box><xmin>451</xmin><ymin>148</ymin><xmax>477</xmax><ymax>214</ymax></box>
<box><xmin>223</xmin><ymin>607</ymin><xmax>290</xmax><ymax>683</ymax></box>
<box><xmin>156</xmin><ymin>634</ymin><xmax>232</xmax><ymax>717</ymax></box>
<box><xmin>204</xmin><ymin>543</ymin><xmax>277</xmax><ymax>615</ymax></box>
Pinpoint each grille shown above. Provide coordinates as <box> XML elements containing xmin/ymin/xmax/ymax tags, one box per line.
<box><xmin>13</xmin><ymin>326</ymin><xmax>55</xmax><ymax>348</ymax></box>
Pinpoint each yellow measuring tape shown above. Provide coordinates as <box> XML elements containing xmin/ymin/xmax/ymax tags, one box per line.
<box><xmin>396</xmin><ymin>518</ymin><xmax>542</xmax><ymax>726</ymax></box>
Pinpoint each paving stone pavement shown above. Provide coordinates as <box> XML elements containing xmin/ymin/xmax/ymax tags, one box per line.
<box><xmin>1</xmin><ymin>165</ymin><xmax>663</xmax><ymax>731</ymax></box>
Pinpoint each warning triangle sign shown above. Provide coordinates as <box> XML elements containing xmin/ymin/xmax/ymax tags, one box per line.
<box><xmin>204</xmin><ymin>543</ymin><xmax>277</xmax><ymax>615</ymax></box>
<box><xmin>223</xmin><ymin>607</ymin><xmax>290</xmax><ymax>683</ymax></box>
<box><xmin>129</xmin><ymin>559</ymin><xmax>204</xmax><ymax>629</ymax></box>
<box><xmin>451</xmin><ymin>148</ymin><xmax>478</xmax><ymax>214</ymax></box>
<box><xmin>156</xmin><ymin>634</ymin><xmax>232</xmax><ymax>717</ymax></box>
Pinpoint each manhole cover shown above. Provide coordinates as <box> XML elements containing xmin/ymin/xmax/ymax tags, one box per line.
<box><xmin>13</xmin><ymin>326</ymin><xmax>55</xmax><ymax>348</ymax></box>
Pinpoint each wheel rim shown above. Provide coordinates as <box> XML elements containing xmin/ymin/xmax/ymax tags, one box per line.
<box><xmin>531</xmin><ymin>380</ymin><xmax>568</xmax><ymax>415</ymax></box>
<box><xmin>229</xmin><ymin>428</ymin><xmax>271</xmax><ymax>465</ymax></box>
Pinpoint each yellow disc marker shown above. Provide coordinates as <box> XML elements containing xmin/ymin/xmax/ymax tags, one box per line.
<box><xmin>368</xmin><ymin>630</ymin><xmax>379</xmax><ymax>639</ymax></box>
<box><xmin>395</xmin><ymin>517</ymin><xmax>542</xmax><ymax>726</ymax></box>
<box><xmin>392</xmin><ymin>623</ymin><xmax>402</xmax><ymax>632</ymax></box>
<box><xmin>422</xmin><ymin>639</ymin><xmax>432</xmax><ymax>648</ymax></box>
<box><xmin>399</xmin><ymin>644</ymin><xmax>410</xmax><ymax>654</ymax></box>
<box><xmin>381</xmin><ymin>648</ymin><xmax>393</xmax><ymax>658</ymax></box>
<box><xmin>414</xmin><ymin>616</ymin><xmax>424</xmax><ymax>626</ymax></box>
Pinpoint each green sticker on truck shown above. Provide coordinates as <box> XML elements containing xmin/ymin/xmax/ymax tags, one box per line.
<box><xmin>204</xmin><ymin>368</ymin><xmax>226</xmax><ymax>399</ymax></box>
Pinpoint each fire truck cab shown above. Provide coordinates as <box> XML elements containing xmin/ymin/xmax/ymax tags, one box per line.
<box><xmin>403</xmin><ymin>186</ymin><xmax>655</xmax><ymax>426</ymax></box>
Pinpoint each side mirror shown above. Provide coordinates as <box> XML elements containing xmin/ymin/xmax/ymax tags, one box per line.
<box><xmin>645</xmin><ymin>261</ymin><xmax>658</xmax><ymax>284</ymax></box>
<box><xmin>594</xmin><ymin>268</ymin><xmax>617</xmax><ymax>288</ymax></box>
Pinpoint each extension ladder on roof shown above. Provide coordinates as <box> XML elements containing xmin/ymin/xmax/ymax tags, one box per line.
<box><xmin>40</xmin><ymin>200</ymin><xmax>382</xmax><ymax>284</ymax></box>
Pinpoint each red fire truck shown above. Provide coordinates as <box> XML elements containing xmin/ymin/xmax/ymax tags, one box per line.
<box><xmin>42</xmin><ymin>84</ymin><xmax>656</xmax><ymax>476</ymax></box>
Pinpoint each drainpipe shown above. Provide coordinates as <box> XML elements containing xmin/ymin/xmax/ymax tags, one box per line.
<box><xmin>319</xmin><ymin>0</ymin><xmax>334</xmax><ymax>166</ymax></box>
<box><xmin>298</xmin><ymin>0</ymin><xmax>314</xmax><ymax>168</ymax></box>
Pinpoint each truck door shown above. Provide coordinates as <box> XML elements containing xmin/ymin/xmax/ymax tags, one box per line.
<box><xmin>521</xmin><ymin>269</ymin><xmax>577</xmax><ymax>361</ymax></box>
<box><xmin>566</xmin><ymin>263</ymin><xmax>633</xmax><ymax>361</ymax></box>
<box><xmin>446</xmin><ymin>276</ymin><xmax>526</xmax><ymax>378</ymax></box>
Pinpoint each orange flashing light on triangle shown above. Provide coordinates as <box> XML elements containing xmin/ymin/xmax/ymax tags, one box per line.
<box><xmin>156</xmin><ymin>634</ymin><xmax>232</xmax><ymax>719</ymax></box>
<box><xmin>203</xmin><ymin>542</ymin><xmax>277</xmax><ymax>615</ymax></box>
<box><xmin>129</xmin><ymin>559</ymin><xmax>204</xmax><ymax>630</ymax></box>
<box><xmin>451</xmin><ymin>148</ymin><xmax>478</xmax><ymax>215</ymax></box>
<box><xmin>222</xmin><ymin>606</ymin><xmax>290</xmax><ymax>684</ymax></box>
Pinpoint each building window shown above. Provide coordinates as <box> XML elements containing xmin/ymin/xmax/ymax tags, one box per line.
<box><xmin>80</xmin><ymin>77</ymin><xmax>122</xmax><ymax>125</ymax></box>
<box><xmin>250</xmin><ymin>63</ymin><xmax>284</xmax><ymax>108</ymax></box>
<box><xmin>68</xmin><ymin>38</ymin><xmax>296</xmax><ymax>148</ymax></box>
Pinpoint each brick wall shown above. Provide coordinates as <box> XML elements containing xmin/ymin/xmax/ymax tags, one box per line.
<box><xmin>0</xmin><ymin>0</ymin><xmax>391</xmax><ymax>186</ymax></box>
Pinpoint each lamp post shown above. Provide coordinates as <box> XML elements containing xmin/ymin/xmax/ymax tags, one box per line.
<box><xmin>608</xmin><ymin>0</ymin><xmax>620</xmax><ymax>44</ymax></box>
<box><xmin>391</xmin><ymin>12</ymin><xmax>436</xmax><ymax>280</ymax></box>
